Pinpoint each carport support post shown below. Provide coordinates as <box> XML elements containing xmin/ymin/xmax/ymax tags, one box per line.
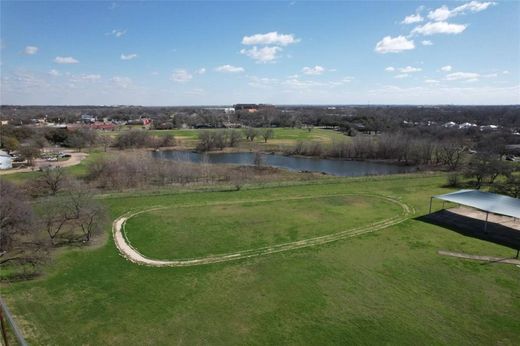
<box><xmin>484</xmin><ymin>212</ymin><xmax>489</xmax><ymax>233</ymax></box>
<box><xmin>429</xmin><ymin>197</ymin><xmax>433</xmax><ymax>214</ymax></box>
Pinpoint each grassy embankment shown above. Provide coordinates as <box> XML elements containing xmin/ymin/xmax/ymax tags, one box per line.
<box><xmin>2</xmin><ymin>174</ymin><xmax>519</xmax><ymax>345</ymax></box>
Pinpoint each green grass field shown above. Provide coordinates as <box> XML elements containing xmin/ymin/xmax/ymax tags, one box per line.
<box><xmin>149</xmin><ymin>127</ymin><xmax>346</xmax><ymax>143</ymax></box>
<box><xmin>2</xmin><ymin>174</ymin><xmax>520</xmax><ymax>345</ymax></box>
<box><xmin>124</xmin><ymin>195</ymin><xmax>401</xmax><ymax>259</ymax></box>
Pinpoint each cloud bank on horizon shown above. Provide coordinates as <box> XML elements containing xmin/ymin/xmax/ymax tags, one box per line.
<box><xmin>1</xmin><ymin>1</ymin><xmax>518</xmax><ymax>105</ymax></box>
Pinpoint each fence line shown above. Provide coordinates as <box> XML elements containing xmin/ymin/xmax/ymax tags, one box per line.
<box><xmin>0</xmin><ymin>295</ymin><xmax>28</xmax><ymax>346</ymax></box>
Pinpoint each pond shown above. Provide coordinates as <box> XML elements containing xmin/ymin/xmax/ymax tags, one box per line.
<box><xmin>152</xmin><ymin>151</ymin><xmax>417</xmax><ymax>177</ymax></box>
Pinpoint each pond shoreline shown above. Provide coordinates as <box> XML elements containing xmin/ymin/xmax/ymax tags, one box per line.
<box><xmin>152</xmin><ymin>150</ymin><xmax>418</xmax><ymax>177</ymax></box>
<box><xmin>154</xmin><ymin>146</ymin><xmax>419</xmax><ymax>168</ymax></box>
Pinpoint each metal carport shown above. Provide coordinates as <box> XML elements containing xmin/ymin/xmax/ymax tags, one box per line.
<box><xmin>429</xmin><ymin>189</ymin><xmax>520</xmax><ymax>257</ymax></box>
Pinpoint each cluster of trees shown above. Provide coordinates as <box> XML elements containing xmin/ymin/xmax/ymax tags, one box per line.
<box><xmin>0</xmin><ymin>126</ymin><xmax>176</xmax><ymax>169</ymax></box>
<box><xmin>86</xmin><ymin>152</ymin><xmax>245</xmax><ymax>189</ymax></box>
<box><xmin>446</xmin><ymin>138</ymin><xmax>520</xmax><ymax>196</ymax></box>
<box><xmin>196</xmin><ymin>130</ymin><xmax>242</xmax><ymax>151</ymax></box>
<box><xmin>0</xmin><ymin>171</ymin><xmax>106</xmax><ymax>279</ymax></box>
<box><xmin>3</xmin><ymin>104</ymin><xmax>518</xmax><ymax>132</ymax></box>
<box><xmin>284</xmin><ymin>134</ymin><xmax>465</xmax><ymax>167</ymax></box>
<box><xmin>113</xmin><ymin>130</ymin><xmax>174</xmax><ymax>150</ymax></box>
<box><xmin>196</xmin><ymin>128</ymin><xmax>275</xmax><ymax>152</ymax></box>
<box><xmin>85</xmin><ymin>152</ymin><xmax>290</xmax><ymax>192</ymax></box>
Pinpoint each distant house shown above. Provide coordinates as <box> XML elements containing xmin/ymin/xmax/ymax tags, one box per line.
<box><xmin>233</xmin><ymin>104</ymin><xmax>275</xmax><ymax>113</ymax></box>
<box><xmin>458</xmin><ymin>122</ymin><xmax>477</xmax><ymax>129</ymax></box>
<box><xmin>443</xmin><ymin>121</ymin><xmax>457</xmax><ymax>128</ymax></box>
<box><xmin>126</xmin><ymin>118</ymin><xmax>152</xmax><ymax>126</ymax></box>
<box><xmin>81</xmin><ymin>114</ymin><xmax>96</xmax><ymax>124</ymax></box>
<box><xmin>0</xmin><ymin>150</ymin><xmax>13</xmax><ymax>170</ymax></box>
<box><xmin>90</xmin><ymin>122</ymin><xmax>116</xmax><ymax>131</ymax></box>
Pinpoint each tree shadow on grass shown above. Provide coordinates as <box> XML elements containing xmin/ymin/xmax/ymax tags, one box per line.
<box><xmin>416</xmin><ymin>210</ymin><xmax>520</xmax><ymax>251</ymax></box>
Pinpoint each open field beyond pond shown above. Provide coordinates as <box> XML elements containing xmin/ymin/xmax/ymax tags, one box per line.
<box><xmin>2</xmin><ymin>174</ymin><xmax>520</xmax><ymax>345</ymax></box>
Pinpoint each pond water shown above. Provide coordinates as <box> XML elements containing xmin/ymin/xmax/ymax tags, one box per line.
<box><xmin>152</xmin><ymin>151</ymin><xmax>417</xmax><ymax>177</ymax></box>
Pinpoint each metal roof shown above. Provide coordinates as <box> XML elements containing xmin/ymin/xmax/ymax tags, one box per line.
<box><xmin>433</xmin><ymin>189</ymin><xmax>520</xmax><ymax>219</ymax></box>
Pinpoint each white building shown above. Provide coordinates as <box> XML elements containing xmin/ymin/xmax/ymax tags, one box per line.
<box><xmin>0</xmin><ymin>150</ymin><xmax>13</xmax><ymax>170</ymax></box>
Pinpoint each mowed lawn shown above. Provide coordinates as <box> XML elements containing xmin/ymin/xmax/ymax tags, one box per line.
<box><xmin>125</xmin><ymin>195</ymin><xmax>401</xmax><ymax>259</ymax></box>
<box><xmin>149</xmin><ymin>127</ymin><xmax>346</xmax><ymax>143</ymax></box>
<box><xmin>3</xmin><ymin>175</ymin><xmax>520</xmax><ymax>345</ymax></box>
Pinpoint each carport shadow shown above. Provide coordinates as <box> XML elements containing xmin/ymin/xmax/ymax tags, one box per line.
<box><xmin>416</xmin><ymin>210</ymin><xmax>520</xmax><ymax>250</ymax></box>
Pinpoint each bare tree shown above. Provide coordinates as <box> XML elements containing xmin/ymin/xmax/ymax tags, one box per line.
<box><xmin>464</xmin><ymin>153</ymin><xmax>513</xmax><ymax>188</ymax></box>
<box><xmin>261</xmin><ymin>128</ymin><xmax>274</xmax><ymax>143</ymax></box>
<box><xmin>229</xmin><ymin>169</ymin><xmax>247</xmax><ymax>191</ymax></box>
<box><xmin>197</xmin><ymin>131</ymin><xmax>214</xmax><ymax>151</ymax></box>
<box><xmin>37</xmin><ymin>166</ymin><xmax>67</xmax><ymax>196</ymax></box>
<box><xmin>244</xmin><ymin>128</ymin><xmax>258</xmax><ymax>142</ymax></box>
<box><xmin>18</xmin><ymin>143</ymin><xmax>41</xmax><ymax>166</ymax></box>
<box><xmin>228</xmin><ymin>130</ymin><xmax>242</xmax><ymax>147</ymax></box>
<box><xmin>39</xmin><ymin>183</ymin><xmax>106</xmax><ymax>244</ymax></box>
<box><xmin>492</xmin><ymin>175</ymin><xmax>520</xmax><ymax>198</ymax></box>
<box><xmin>0</xmin><ymin>181</ymin><xmax>46</xmax><ymax>268</ymax></box>
<box><xmin>436</xmin><ymin>142</ymin><xmax>464</xmax><ymax>171</ymax></box>
<box><xmin>98</xmin><ymin>135</ymin><xmax>113</xmax><ymax>152</ymax></box>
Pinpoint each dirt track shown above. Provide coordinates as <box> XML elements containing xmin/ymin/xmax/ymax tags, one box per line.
<box><xmin>112</xmin><ymin>194</ymin><xmax>414</xmax><ymax>267</ymax></box>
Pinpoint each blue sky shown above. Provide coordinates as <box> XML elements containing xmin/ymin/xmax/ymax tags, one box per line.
<box><xmin>1</xmin><ymin>1</ymin><xmax>519</xmax><ymax>105</ymax></box>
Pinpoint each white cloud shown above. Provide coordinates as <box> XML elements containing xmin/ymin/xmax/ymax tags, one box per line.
<box><xmin>421</xmin><ymin>40</ymin><xmax>434</xmax><ymax>46</ymax></box>
<box><xmin>399</xmin><ymin>66</ymin><xmax>422</xmax><ymax>73</ymax></box>
<box><xmin>412</xmin><ymin>21</ymin><xmax>467</xmax><ymax>35</ymax></box>
<box><xmin>248</xmin><ymin>76</ymin><xmax>279</xmax><ymax>88</ymax></box>
<box><xmin>385</xmin><ymin>67</ymin><xmax>395</xmax><ymax>72</ymax></box>
<box><xmin>302</xmin><ymin>65</ymin><xmax>327</xmax><ymax>75</ymax></box>
<box><xmin>242</xmin><ymin>32</ymin><xmax>299</xmax><ymax>46</ymax></box>
<box><xmin>78</xmin><ymin>74</ymin><xmax>101</xmax><ymax>82</ymax></box>
<box><xmin>457</xmin><ymin>1</ymin><xmax>496</xmax><ymax>13</ymax></box>
<box><xmin>441</xmin><ymin>65</ymin><xmax>453</xmax><ymax>72</ymax></box>
<box><xmin>401</xmin><ymin>13</ymin><xmax>423</xmax><ymax>24</ymax></box>
<box><xmin>120</xmin><ymin>53</ymin><xmax>138</xmax><ymax>60</ymax></box>
<box><xmin>171</xmin><ymin>69</ymin><xmax>193</xmax><ymax>82</ymax></box>
<box><xmin>428</xmin><ymin>1</ymin><xmax>496</xmax><ymax>21</ymax></box>
<box><xmin>375</xmin><ymin>35</ymin><xmax>415</xmax><ymax>54</ymax></box>
<box><xmin>24</xmin><ymin>46</ymin><xmax>38</xmax><ymax>55</ymax></box>
<box><xmin>427</xmin><ymin>5</ymin><xmax>452</xmax><ymax>21</ymax></box>
<box><xmin>215</xmin><ymin>65</ymin><xmax>245</xmax><ymax>73</ymax></box>
<box><xmin>184</xmin><ymin>88</ymin><xmax>205</xmax><ymax>96</ymax></box>
<box><xmin>107</xmin><ymin>29</ymin><xmax>127</xmax><ymax>38</ymax></box>
<box><xmin>111</xmin><ymin>76</ymin><xmax>132</xmax><ymax>88</ymax></box>
<box><xmin>197</xmin><ymin>68</ymin><xmax>206</xmax><ymax>75</ymax></box>
<box><xmin>48</xmin><ymin>69</ymin><xmax>60</xmax><ymax>76</ymax></box>
<box><xmin>240</xmin><ymin>46</ymin><xmax>282</xmax><ymax>63</ymax></box>
<box><xmin>483</xmin><ymin>73</ymin><xmax>498</xmax><ymax>78</ymax></box>
<box><xmin>394</xmin><ymin>74</ymin><xmax>409</xmax><ymax>79</ymax></box>
<box><xmin>503</xmin><ymin>70</ymin><xmax>510</xmax><ymax>75</ymax></box>
<box><xmin>425</xmin><ymin>79</ymin><xmax>440</xmax><ymax>83</ymax></box>
<box><xmin>54</xmin><ymin>56</ymin><xmax>79</xmax><ymax>64</ymax></box>
<box><xmin>445</xmin><ymin>72</ymin><xmax>480</xmax><ymax>81</ymax></box>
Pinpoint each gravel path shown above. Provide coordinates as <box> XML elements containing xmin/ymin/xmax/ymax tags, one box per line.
<box><xmin>0</xmin><ymin>150</ymin><xmax>87</xmax><ymax>175</ymax></box>
<box><xmin>112</xmin><ymin>194</ymin><xmax>414</xmax><ymax>267</ymax></box>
